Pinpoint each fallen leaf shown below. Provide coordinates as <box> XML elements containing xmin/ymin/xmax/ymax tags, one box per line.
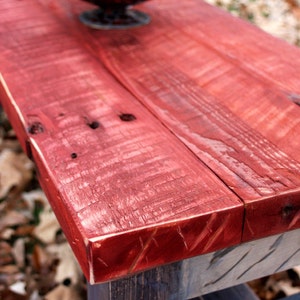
<box><xmin>12</xmin><ymin>239</ymin><xmax>25</xmax><ymax>268</ymax></box>
<box><xmin>22</xmin><ymin>190</ymin><xmax>48</xmax><ymax>213</ymax></box>
<box><xmin>47</xmin><ymin>243</ymin><xmax>82</xmax><ymax>285</ymax></box>
<box><xmin>44</xmin><ymin>284</ymin><xmax>81</xmax><ymax>300</ymax></box>
<box><xmin>0</xmin><ymin>149</ymin><xmax>33</xmax><ymax>199</ymax></box>
<box><xmin>0</xmin><ymin>266</ymin><xmax>23</xmax><ymax>287</ymax></box>
<box><xmin>0</xmin><ymin>210</ymin><xmax>28</xmax><ymax>231</ymax></box>
<box><xmin>0</xmin><ymin>139</ymin><xmax>21</xmax><ymax>153</ymax></box>
<box><xmin>31</xmin><ymin>244</ymin><xmax>51</xmax><ymax>272</ymax></box>
<box><xmin>33</xmin><ymin>208</ymin><xmax>61</xmax><ymax>244</ymax></box>
<box><xmin>0</xmin><ymin>228</ymin><xmax>15</xmax><ymax>239</ymax></box>
<box><xmin>9</xmin><ymin>281</ymin><xmax>26</xmax><ymax>296</ymax></box>
<box><xmin>0</xmin><ymin>241</ymin><xmax>14</xmax><ymax>265</ymax></box>
<box><xmin>0</xmin><ymin>265</ymin><xmax>19</xmax><ymax>274</ymax></box>
<box><xmin>292</xmin><ymin>266</ymin><xmax>300</xmax><ymax>280</ymax></box>
<box><xmin>14</xmin><ymin>224</ymin><xmax>35</xmax><ymax>236</ymax></box>
<box><xmin>0</xmin><ymin>289</ymin><xmax>27</xmax><ymax>300</ymax></box>
<box><xmin>276</xmin><ymin>280</ymin><xmax>300</xmax><ymax>296</ymax></box>
<box><xmin>28</xmin><ymin>290</ymin><xmax>40</xmax><ymax>300</ymax></box>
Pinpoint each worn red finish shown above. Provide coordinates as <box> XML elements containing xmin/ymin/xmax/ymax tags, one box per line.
<box><xmin>0</xmin><ymin>0</ymin><xmax>300</xmax><ymax>283</ymax></box>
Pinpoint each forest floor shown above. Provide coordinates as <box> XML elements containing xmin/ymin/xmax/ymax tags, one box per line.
<box><xmin>0</xmin><ymin>1</ymin><xmax>300</xmax><ymax>299</ymax></box>
<box><xmin>206</xmin><ymin>0</ymin><xmax>300</xmax><ymax>46</ymax></box>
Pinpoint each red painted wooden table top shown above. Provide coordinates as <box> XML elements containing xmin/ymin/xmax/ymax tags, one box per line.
<box><xmin>1</xmin><ymin>0</ymin><xmax>300</xmax><ymax>284</ymax></box>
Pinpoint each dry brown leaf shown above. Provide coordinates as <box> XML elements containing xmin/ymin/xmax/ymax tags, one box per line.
<box><xmin>276</xmin><ymin>280</ymin><xmax>300</xmax><ymax>296</ymax></box>
<box><xmin>14</xmin><ymin>224</ymin><xmax>35</xmax><ymax>236</ymax></box>
<box><xmin>285</xmin><ymin>0</ymin><xmax>300</xmax><ymax>18</ymax></box>
<box><xmin>0</xmin><ymin>241</ymin><xmax>13</xmax><ymax>265</ymax></box>
<box><xmin>22</xmin><ymin>190</ymin><xmax>48</xmax><ymax>213</ymax></box>
<box><xmin>31</xmin><ymin>244</ymin><xmax>52</xmax><ymax>273</ymax></box>
<box><xmin>12</xmin><ymin>239</ymin><xmax>25</xmax><ymax>269</ymax></box>
<box><xmin>0</xmin><ymin>289</ymin><xmax>27</xmax><ymax>300</ymax></box>
<box><xmin>293</xmin><ymin>266</ymin><xmax>300</xmax><ymax>279</ymax></box>
<box><xmin>0</xmin><ymin>266</ymin><xmax>23</xmax><ymax>287</ymax></box>
<box><xmin>0</xmin><ymin>139</ymin><xmax>21</xmax><ymax>153</ymax></box>
<box><xmin>0</xmin><ymin>210</ymin><xmax>28</xmax><ymax>231</ymax></box>
<box><xmin>0</xmin><ymin>265</ymin><xmax>19</xmax><ymax>274</ymax></box>
<box><xmin>47</xmin><ymin>243</ymin><xmax>81</xmax><ymax>285</ymax></box>
<box><xmin>33</xmin><ymin>208</ymin><xmax>61</xmax><ymax>244</ymax></box>
<box><xmin>0</xmin><ymin>228</ymin><xmax>15</xmax><ymax>239</ymax></box>
<box><xmin>0</xmin><ymin>149</ymin><xmax>33</xmax><ymax>199</ymax></box>
<box><xmin>9</xmin><ymin>281</ymin><xmax>26</xmax><ymax>296</ymax></box>
<box><xmin>44</xmin><ymin>284</ymin><xmax>81</xmax><ymax>300</ymax></box>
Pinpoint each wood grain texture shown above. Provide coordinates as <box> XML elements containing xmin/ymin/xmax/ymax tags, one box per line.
<box><xmin>0</xmin><ymin>0</ymin><xmax>244</xmax><ymax>283</ymax></box>
<box><xmin>1</xmin><ymin>0</ymin><xmax>300</xmax><ymax>285</ymax></box>
<box><xmin>37</xmin><ymin>0</ymin><xmax>300</xmax><ymax>240</ymax></box>
<box><xmin>89</xmin><ymin>228</ymin><xmax>300</xmax><ymax>299</ymax></box>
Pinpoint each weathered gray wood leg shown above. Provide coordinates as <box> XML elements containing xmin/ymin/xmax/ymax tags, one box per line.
<box><xmin>87</xmin><ymin>262</ymin><xmax>184</xmax><ymax>300</ymax></box>
<box><xmin>87</xmin><ymin>282</ymin><xmax>260</xmax><ymax>300</ymax></box>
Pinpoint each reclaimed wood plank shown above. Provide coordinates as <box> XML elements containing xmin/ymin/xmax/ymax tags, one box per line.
<box><xmin>0</xmin><ymin>0</ymin><xmax>244</xmax><ymax>283</ymax></box>
<box><xmin>37</xmin><ymin>0</ymin><xmax>300</xmax><ymax>159</ymax></box>
<box><xmin>88</xmin><ymin>228</ymin><xmax>300</xmax><ymax>299</ymax></box>
<box><xmin>41</xmin><ymin>0</ymin><xmax>300</xmax><ymax>241</ymax></box>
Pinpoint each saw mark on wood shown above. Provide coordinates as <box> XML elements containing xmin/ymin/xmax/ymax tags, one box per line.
<box><xmin>274</xmin><ymin>248</ymin><xmax>300</xmax><ymax>273</ymax></box>
<box><xmin>237</xmin><ymin>248</ymin><xmax>276</xmax><ymax>280</ymax></box>
<box><xmin>189</xmin><ymin>213</ymin><xmax>217</xmax><ymax>253</ymax></box>
<box><xmin>269</xmin><ymin>234</ymin><xmax>284</xmax><ymax>250</ymax></box>
<box><xmin>202</xmin><ymin>214</ymin><xmax>233</xmax><ymax>254</ymax></box>
<box><xmin>128</xmin><ymin>228</ymin><xmax>158</xmax><ymax>274</ymax></box>
<box><xmin>177</xmin><ymin>226</ymin><xmax>188</xmax><ymax>250</ymax></box>
<box><xmin>204</xmin><ymin>251</ymin><xmax>250</xmax><ymax>286</ymax></box>
<box><xmin>288</xmin><ymin>208</ymin><xmax>300</xmax><ymax>229</ymax></box>
<box><xmin>207</xmin><ymin>246</ymin><xmax>236</xmax><ymax>269</ymax></box>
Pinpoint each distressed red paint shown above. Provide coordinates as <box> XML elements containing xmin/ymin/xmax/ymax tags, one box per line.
<box><xmin>0</xmin><ymin>0</ymin><xmax>300</xmax><ymax>284</ymax></box>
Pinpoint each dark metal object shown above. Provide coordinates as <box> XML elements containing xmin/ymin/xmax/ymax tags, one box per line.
<box><xmin>80</xmin><ymin>0</ymin><xmax>150</xmax><ymax>29</ymax></box>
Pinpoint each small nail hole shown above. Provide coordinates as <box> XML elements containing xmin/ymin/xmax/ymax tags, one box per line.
<box><xmin>28</xmin><ymin>122</ymin><xmax>44</xmax><ymax>134</ymax></box>
<box><xmin>282</xmin><ymin>205</ymin><xmax>294</xmax><ymax>219</ymax></box>
<box><xmin>119</xmin><ymin>113</ymin><xmax>136</xmax><ymax>122</ymax></box>
<box><xmin>71</xmin><ymin>153</ymin><xmax>77</xmax><ymax>159</ymax></box>
<box><xmin>63</xmin><ymin>278</ymin><xmax>72</xmax><ymax>286</ymax></box>
<box><xmin>88</xmin><ymin>121</ymin><xmax>100</xmax><ymax>129</ymax></box>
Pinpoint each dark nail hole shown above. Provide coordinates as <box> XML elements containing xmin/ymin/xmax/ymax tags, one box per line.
<box><xmin>282</xmin><ymin>205</ymin><xmax>294</xmax><ymax>219</ymax></box>
<box><xmin>63</xmin><ymin>278</ymin><xmax>72</xmax><ymax>286</ymax></box>
<box><xmin>88</xmin><ymin>121</ymin><xmax>100</xmax><ymax>129</ymax></box>
<box><xmin>119</xmin><ymin>113</ymin><xmax>136</xmax><ymax>122</ymax></box>
<box><xmin>28</xmin><ymin>122</ymin><xmax>44</xmax><ymax>134</ymax></box>
<box><xmin>71</xmin><ymin>153</ymin><xmax>77</xmax><ymax>159</ymax></box>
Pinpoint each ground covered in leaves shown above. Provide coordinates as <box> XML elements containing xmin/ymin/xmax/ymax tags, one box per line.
<box><xmin>206</xmin><ymin>0</ymin><xmax>300</xmax><ymax>45</ymax></box>
<box><xmin>1</xmin><ymin>1</ymin><xmax>300</xmax><ymax>299</ymax></box>
<box><xmin>0</xmin><ymin>111</ymin><xmax>85</xmax><ymax>299</ymax></box>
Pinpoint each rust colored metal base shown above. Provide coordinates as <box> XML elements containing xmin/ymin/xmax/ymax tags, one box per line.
<box><xmin>79</xmin><ymin>8</ymin><xmax>150</xmax><ymax>29</ymax></box>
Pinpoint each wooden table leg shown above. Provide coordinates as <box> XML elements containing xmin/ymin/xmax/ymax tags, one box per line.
<box><xmin>87</xmin><ymin>262</ymin><xmax>183</xmax><ymax>299</ymax></box>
